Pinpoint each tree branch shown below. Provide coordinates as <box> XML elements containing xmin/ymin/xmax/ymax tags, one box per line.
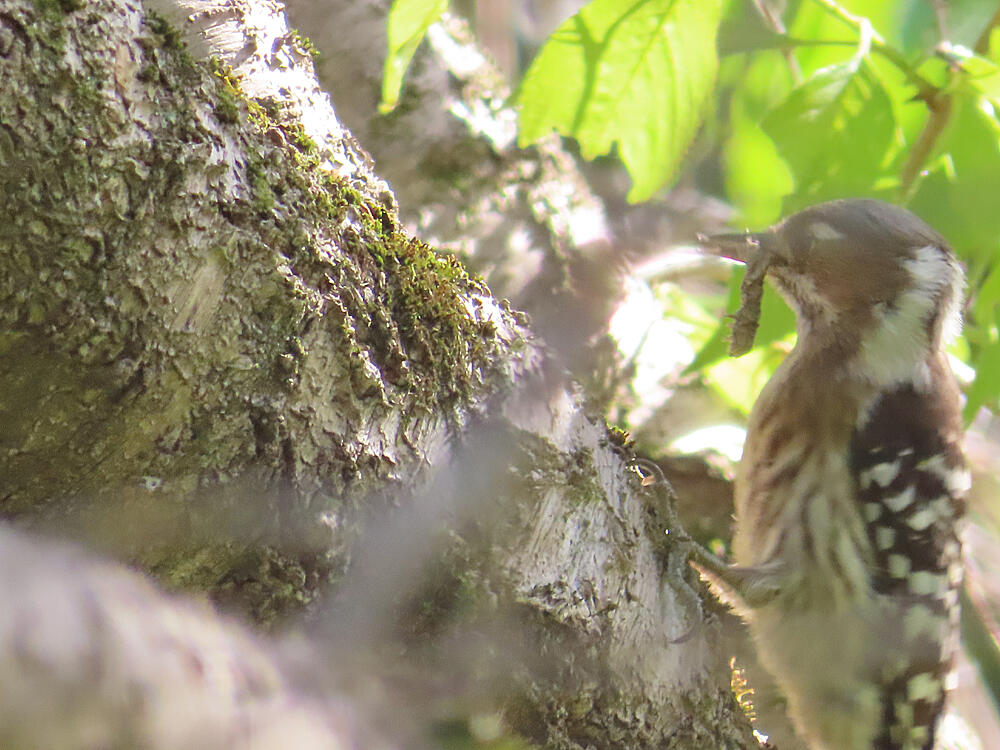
<box><xmin>0</xmin><ymin>0</ymin><xmax>756</xmax><ymax>747</ymax></box>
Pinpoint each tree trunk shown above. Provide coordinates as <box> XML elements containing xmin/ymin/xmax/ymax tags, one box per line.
<box><xmin>0</xmin><ymin>1</ymin><xmax>755</xmax><ymax>747</ymax></box>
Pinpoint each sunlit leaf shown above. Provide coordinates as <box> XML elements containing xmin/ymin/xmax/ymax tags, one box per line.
<box><xmin>965</xmin><ymin>337</ymin><xmax>1000</xmax><ymax>421</ymax></box>
<box><xmin>763</xmin><ymin>59</ymin><xmax>898</xmax><ymax>210</ymax></box>
<box><xmin>897</xmin><ymin>0</ymin><xmax>999</xmax><ymax>57</ymax></box>
<box><xmin>724</xmin><ymin>53</ymin><xmax>794</xmax><ymax>226</ymax></box>
<box><xmin>972</xmin><ymin>258</ymin><xmax>1000</xmax><ymax>332</ymax></box>
<box><xmin>909</xmin><ymin>98</ymin><xmax>1000</xmax><ymax>265</ymax></box>
<box><xmin>906</xmin><ymin>98</ymin><xmax>1000</xmax><ymax>419</ymax></box>
<box><xmin>717</xmin><ymin>18</ymin><xmax>792</xmax><ymax>56</ymax></box>
<box><xmin>785</xmin><ymin>0</ymin><xmax>862</xmax><ymax>75</ymax></box>
<box><xmin>725</xmin><ymin>118</ymin><xmax>791</xmax><ymax>226</ymax></box>
<box><xmin>704</xmin><ymin>336</ymin><xmax>792</xmax><ymax>415</ymax></box>
<box><xmin>380</xmin><ymin>0</ymin><xmax>448</xmax><ymax>113</ymax></box>
<box><xmin>753</xmin><ymin>283</ymin><xmax>797</xmax><ymax>351</ymax></box>
<box><xmin>953</xmin><ymin>33</ymin><xmax>1000</xmax><ymax>106</ymax></box>
<box><xmin>963</xmin><ymin>260</ymin><xmax>1000</xmax><ymax>421</ymax></box>
<box><xmin>517</xmin><ymin>0</ymin><xmax>723</xmax><ymax>202</ymax></box>
<box><xmin>685</xmin><ymin>318</ymin><xmax>731</xmax><ymax>375</ymax></box>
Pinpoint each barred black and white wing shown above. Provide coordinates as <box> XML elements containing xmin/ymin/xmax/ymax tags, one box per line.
<box><xmin>851</xmin><ymin>366</ymin><xmax>968</xmax><ymax>750</ymax></box>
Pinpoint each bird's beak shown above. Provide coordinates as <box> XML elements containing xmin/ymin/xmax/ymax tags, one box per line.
<box><xmin>696</xmin><ymin>232</ymin><xmax>762</xmax><ymax>264</ymax></box>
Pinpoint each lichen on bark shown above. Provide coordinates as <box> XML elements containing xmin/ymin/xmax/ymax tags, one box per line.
<box><xmin>0</xmin><ymin>2</ymin><xmax>758</xmax><ymax>748</ymax></box>
<box><xmin>0</xmin><ymin>0</ymin><xmax>531</xmax><ymax>624</ymax></box>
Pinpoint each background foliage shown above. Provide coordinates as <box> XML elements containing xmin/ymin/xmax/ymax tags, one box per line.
<box><xmin>384</xmin><ymin>0</ymin><xmax>1000</xmax><ymax>419</ymax></box>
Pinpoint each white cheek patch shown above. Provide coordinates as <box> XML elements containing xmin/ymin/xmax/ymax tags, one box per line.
<box><xmin>855</xmin><ymin>245</ymin><xmax>964</xmax><ymax>386</ymax></box>
<box><xmin>906</xmin><ymin>244</ymin><xmax>965</xmax><ymax>348</ymax></box>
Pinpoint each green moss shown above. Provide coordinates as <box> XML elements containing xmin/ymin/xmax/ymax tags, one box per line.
<box><xmin>244</xmin><ymin>97</ymin><xmax>271</xmax><ymax>130</ymax></box>
<box><xmin>25</xmin><ymin>5</ymin><xmax>67</xmax><ymax>50</ymax></box>
<box><xmin>313</xmin><ymin>161</ymin><xmax>502</xmax><ymax>404</ymax></box>
<box><xmin>289</xmin><ymin>29</ymin><xmax>321</xmax><ymax>61</ymax></box>
<box><xmin>201</xmin><ymin>41</ymin><xmax>511</xmax><ymax>411</ymax></box>
<box><xmin>342</xmin><ymin>185</ymin><xmax>363</xmax><ymax>205</ymax></box>
<box><xmin>212</xmin><ymin>69</ymin><xmax>242</xmax><ymax>124</ymax></box>
<box><xmin>210</xmin><ymin>60</ymin><xmax>272</xmax><ymax>130</ymax></box>
<box><xmin>32</xmin><ymin>0</ymin><xmax>84</xmax><ymax>15</ymax></box>
<box><xmin>380</xmin><ymin>235</ymin><xmax>493</xmax><ymax>398</ymax></box>
<box><xmin>208</xmin><ymin>60</ymin><xmax>323</xmax><ymax>165</ymax></box>
<box><xmin>288</xmin><ymin>122</ymin><xmax>317</xmax><ymax>154</ymax></box>
<box><xmin>154</xmin><ymin>544</ymin><xmax>316</xmax><ymax>628</ymax></box>
<box><xmin>145</xmin><ymin>11</ymin><xmax>185</xmax><ymax>50</ymax></box>
<box><xmin>4</xmin><ymin>0</ymin><xmax>512</xmax><ymax>631</ymax></box>
<box><xmin>247</xmin><ymin>160</ymin><xmax>275</xmax><ymax>213</ymax></box>
<box><xmin>605</xmin><ymin>426</ymin><xmax>632</xmax><ymax>450</ymax></box>
<box><xmin>73</xmin><ymin>74</ymin><xmax>104</xmax><ymax>110</ymax></box>
<box><xmin>132</xmin><ymin>15</ymin><xmax>197</xmax><ymax>86</ymax></box>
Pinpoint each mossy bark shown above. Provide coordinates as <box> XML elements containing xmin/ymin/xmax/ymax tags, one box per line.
<box><xmin>0</xmin><ymin>1</ymin><xmax>756</xmax><ymax>748</ymax></box>
<box><xmin>1</xmin><ymin>0</ymin><xmax>526</xmax><ymax>620</ymax></box>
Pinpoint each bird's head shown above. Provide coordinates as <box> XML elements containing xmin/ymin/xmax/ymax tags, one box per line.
<box><xmin>699</xmin><ymin>199</ymin><xmax>964</xmax><ymax>382</ymax></box>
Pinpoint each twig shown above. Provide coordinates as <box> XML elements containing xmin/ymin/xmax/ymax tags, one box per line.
<box><xmin>899</xmin><ymin>1</ymin><xmax>1000</xmax><ymax>197</ymax></box>
<box><xmin>899</xmin><ymin>94</ymin><xmax>952</xmax><ymax>199</ymax></box>
<box><xmin>807</xmin><ymin>0</ymin><xmax>957</xmax><ymax>199</ymax></box>
<box><xmin>974</xmin><ymin>4</ymin><xmax>1000</xmax><ymax>55</ymax></box>
<box><xmin>810</xmin><ymin>0</ymin><xmax>887</xmax><ymax>44</ymax></box>
<box><xmin>752</xmin><ymin>0</ymin><xmax>802</xmax><ymax>84</ymax></box>
<box><xmin>809</xmin><ymin>0</ymin><xmax>938</xmax><ymax>101</ymax></box>
<box><xmin>933</xmin><ymin>0</ymin><xmax>949</xmax><ymax>42</ymax></box>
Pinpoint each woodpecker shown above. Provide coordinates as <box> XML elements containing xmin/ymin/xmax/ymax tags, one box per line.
<box><xmin>696</xmin><ymin>199</ymin><xmax>970</xmax><ymax>750</ymax></box>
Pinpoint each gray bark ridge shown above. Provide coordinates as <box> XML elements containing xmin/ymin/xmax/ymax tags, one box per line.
<box><xmin>0</xmin><ymin>1</ymin><xmax>756</xmax><ymax>748</ymax></box>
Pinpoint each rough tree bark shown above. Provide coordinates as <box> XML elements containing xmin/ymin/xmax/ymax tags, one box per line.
<box><xmin>0</xmin><ymin>1</ymin><xmax>755</xmax><ymax>748</ymax></box>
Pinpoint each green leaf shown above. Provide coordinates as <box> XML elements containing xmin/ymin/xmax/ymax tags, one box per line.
<box><xmin>908</xmin><ymin>98</ymin><xmax>1000</xmax><ymax>265</ymax></box>
<box><xmin>962</xmin><ymin>233</ymin><xmax>1000</xmax><ymax>421</ymax></box>
<box><xmin>753</xmin><ymin>283</ymin><xmax>797</xmax><ymax>351</ymax></box>
<box><xmin>785</xmin><ymin>0</ymin><xmax>865</xmax><ymax>75</ymax></box>
<box><xmin>950</xmin><ymin>33</ymin><xmax>1000</xmax><ymax>107</ymax></box>
<box><xmin>704</xmin><ymin>340</ymin><xmax>789</xmax><ymax>415</ymax></box>
<box><xmin>965</xmin><ymin>336</ymin><xmax>1000</xmax><ymax>421</ymax></box>
<box><xmin>724</xmin><ymin>54</ymin><xmax>794</xmax><ymax>227</ymax></box>
<box><xmin>717</xmin><ymin>18</ymin><xmax>794</xmax><ymax>56</ymax></box>
<box><xmin>762</xmin><ymin>59</ymin><xmax>897</xmax><ymax>210</ymax></box>
<box><xmin>685</xmin><ymin>318</ymin><xmax>731</xmax><ymax>375</ymax></box>
<box><xmin>972</xmin><ymin>258</ymin><xmax>1000</xmax><ymax>334</ymax></box>
<box><xmin>380</xmin><ymin>0</ymin><xmax>448</xmax><ymax>113</ymax></box>
<box><xmin>517</xmin><ymin>0</ymin><xmax>723</xmax><ymax>202</ymax></box>
<box><xmin>897</xmin><ymin>0</ymin><xmax>999</xmax><ymax>58</ymax></box>
<box><xmin>685</xmin><ymin>267</ymin><xmax>744</xmax><ymax>373</ymax></box>
<box><xmin>905</xmin><ymin>99</ymin><xmax>1000</xmax><ymax>421</ymax></box>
